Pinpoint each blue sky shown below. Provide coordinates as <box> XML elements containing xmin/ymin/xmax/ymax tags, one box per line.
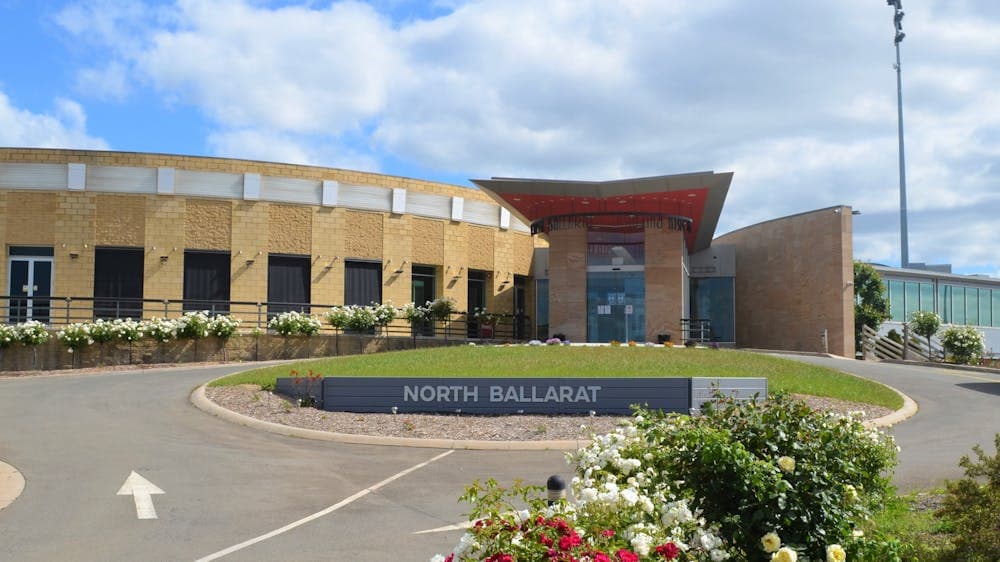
<box><xmin>2</xmin><ymin>0</ymin><xmax>999</xmax><ymax>276</ymax></box>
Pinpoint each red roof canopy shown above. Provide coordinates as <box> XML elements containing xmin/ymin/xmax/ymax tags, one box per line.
<box><xmin>472</xmin><ymin>172</ymin><xmax>732</xmax><ymax>253</ymax></box>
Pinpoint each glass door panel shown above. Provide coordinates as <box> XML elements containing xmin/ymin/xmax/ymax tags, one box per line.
<box><xmin>587</xmin><ymin>270</ymin><xmax>645</xmax><ymax>343</ymax></box>
<box><xmin>7</xmin><ymin>257</ymin><xmax>52</xmax><ymax>323</ymax></box>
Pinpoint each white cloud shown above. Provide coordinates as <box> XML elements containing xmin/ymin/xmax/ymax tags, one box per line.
<box><xmin>49</xmin><ymin>0</ymin><xmax>1000</xmax><ymax>273</ymax></box>
<box><xmin>0</xmin><ymin>91</ymin><xmax>108</xmax><ymax>149</ymax></box>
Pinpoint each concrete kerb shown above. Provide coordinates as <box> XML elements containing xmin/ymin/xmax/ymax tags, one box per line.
<box><xmin>0</xmin><ymin>460</ymin><xmax>25</xmax><ymax>513</ymax></box>
<box><xmin>191</xmin><ymin>362</ymin><xmax>919</xmax><ymax>450</ymax></box>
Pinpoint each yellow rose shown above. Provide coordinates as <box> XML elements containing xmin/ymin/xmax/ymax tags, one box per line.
<box><xmin>777</xmin><ymin>456</ymin><xmax>796</xmax><ymax>473</ymax></box>
<box><xmin>772</xmin><ymin>547</ymin><xmax>798</xmax><ymax>562</ymax></box>
<box><xmin>826</xmin><ymin>544</ymin><xmax>846</xmax><ymax>562</ymax></box>
<box><xmin>761</xmin><ymin>532</ymin><xmax>781</xmax><ymax>553</ymax></box>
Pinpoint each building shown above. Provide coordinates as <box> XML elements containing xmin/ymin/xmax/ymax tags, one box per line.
<box><xmin>874</xmin><ymin>264</ymin><xmax>1000</xmax><ymax>353</ymax></box>
<box><xmin>1</xmin><ymin>148</ymin><xmax>856</xmax><ymax>356</ymax></box>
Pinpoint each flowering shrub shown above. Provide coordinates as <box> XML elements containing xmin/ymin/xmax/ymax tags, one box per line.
<box><xmin>471</xmin><ymin>307</ymin><xmax>503</xmax><ymax>325</ymax></box>
<box><xmin>176</xmin><ymin>310</ymin><xmax>211</xmax><ymax>339</ymax></box>
<box><xmin>15</xmin><ymin>320</ymin><xmax>50</xmax><ymax>346</ymax></box>
<box><xmin>89</xmin><ymin>319</ymin><xmax>118</xmax><ymax>344</ymax></box>
<box><xmin>268</xmin><ymin>311</ymin><xmax>322</xmax><ymax>336</ymax></box>
<box><xmin>112</xmin><ymin>318</ymin><xmax>143</xmax><ymax>343</ymax></box>
<box><xmin>545</xmin><ymin>337</ymin><xmax>562</xmax><ymax>345</ymax></box>
<box><xmin>325</xmin><ymin>306</ymin><xmax>351</xmax><ymax>330</ymax></box>
<box><xmin>399</xmin><ymin>302</ymin><xmax>431</xmax><ymax>325</ymax></box>
<box><xmin>426</xmin><ymin>297</ymin><xmax>456</xmax><ymax>321</ymax></box>
<box><xmin>142</xmin><ymin>317</ymin><xmax>177</xmax><ymax>343</ymax></box>
<box><xmin>940</xmin><ymin>325</ymin><xmax>985</xmax><ymax>365</ymax></box>
<box><xmin>371</xmin><ymin>302</ymin><xmax>397</xmax><ymax>328</ymax></box>
<box><xmin>344</xmin><ymin>305</ymin><xmax>377</xmax><ymax>331</ymax></box>
<box><xmin>208</xmin><ymin>314</ymin><xmax>241</xmax><ymax>339</ymax></box>
<box><xmin>0</xmin><ymin>324</ymin><xmax>18</xmax><ymax>349</ymax></box>
<box><xmin>57</xmin><ymin>323</ymin><xmax>94</xmax><ymax>351</ymax></box>
<box><xmin>437</xmin><ymin>394</ymin><xmax>897</xmax><ymax>562</ymax></box>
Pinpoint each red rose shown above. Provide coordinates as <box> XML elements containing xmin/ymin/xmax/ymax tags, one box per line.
<box><xmin>593</xmin><ymin>554</ymin><xmax>611</xmax><ymax>562</ymax></box>
<box><xmin>616</xmin><ymin>549</ymin><xmax>639</xmax><ymax>562</ymax></box>
<box><xmin>559</xmin><ymin>533</ymin><xmax>582</xmax><ymax>550</ymax></box>
<box><xmin>655</xmin><ymin>542</ymin><xmax>680</xmax><ymax>560</ymax></box>
<box><xmin>601</xmin><ymin>529</ymin><xmax>615</xmax><ymax>538</ymax></box>
<box><xmin>539</xmin><ymin>533</ymin><xmax>554</xmax><ymax>546</ymax></box>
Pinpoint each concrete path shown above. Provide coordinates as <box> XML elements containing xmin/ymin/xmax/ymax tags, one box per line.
<box><xmin>777</xmin><ymin>354</ymin><xmax>1000</xmax><ymax>492</ymax></box>
<box><xmin>0</xmin><ymin>357</ymin><xmax>995</xmax><ymax>559</ymax></box>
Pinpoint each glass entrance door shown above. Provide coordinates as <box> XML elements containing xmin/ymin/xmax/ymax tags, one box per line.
<box><xmin>8</xmin><ymin>257</ymin><xmax>53</xmax><ymax>323</ymax></box>
<box><xmin>587</xmin><ymin>268</ymin><xmax>644</xmax><ymax>343</ymax></box>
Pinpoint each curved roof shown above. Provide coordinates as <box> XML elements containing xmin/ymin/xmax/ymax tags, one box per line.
<box><xmin>472</xmin><ymin>171</ymin><xmax>732</xmax><ymax>253</ymax></box>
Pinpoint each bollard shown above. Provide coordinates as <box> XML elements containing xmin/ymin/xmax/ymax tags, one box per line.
<box><xmin>546</xmin><ymin>474</ymin><xmax>566</xmax><ymax>506</ymax></box>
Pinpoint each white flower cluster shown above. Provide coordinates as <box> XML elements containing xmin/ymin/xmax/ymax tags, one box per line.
<box><xmin>269</xmin><ymin>310</ymin><xmax>323</xmax><ymax>336</ymax></box>
<box><xmin>50</xmin><ymin>314</ymin><xmax>243</xmax><ymax>349</ymax></box>
<box><xmin>11</xmin><ymin>320</ymin><xmax>52</xmax><ymax>346</ymax></box>
<box><xmin>569</xmin><ymin>419</ymin><xmax>732</xmax><ymax>561</ymax></box>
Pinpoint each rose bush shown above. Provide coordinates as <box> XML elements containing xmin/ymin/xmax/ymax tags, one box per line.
<box><xmin>435</xmin><ymin>393</ymin><xmax>898</xmax><ymax>562</ymax></box>
<box><xmin>939</xmin><ymin>325</ymin><xmax>985</xmax><ymax>365</ymax></box>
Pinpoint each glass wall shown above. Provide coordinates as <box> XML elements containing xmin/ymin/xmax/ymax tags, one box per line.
<box><xmin>535</xmin><ymin>279</ymin><xmax>549</xmax><ymax>340</ymax></box>
<box><xmin>888</xmin><ymin>278</ymin><xmax>1000</xmax><ymax>327</ymax></box>
<box><xmin>689</xmin><ymin>277</ymin><xmax>735</xmax><ymax>343</ymax></box>
<box><xmin>587</xmin><ymin>231</ymin><xmax>644</xmax><ymax>266</ymax></box>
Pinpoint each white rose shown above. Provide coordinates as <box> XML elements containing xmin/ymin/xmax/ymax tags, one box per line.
<box><xmin>777</xmin><ymin>456</ymin><xmax>796</xmax><ymax>473</ymax></box>
<box><xmin>772</xmin><ymin>547</ymin><xmax>797</xmax><ymax>562</ymax></box>
<box><xmin>761</xmin><ymin>532</ymin><xmax>781</xmax><ymax>553</ymax></box>
<box><xmin>826</xmin><ymin>544</ymin><xmax>846</xmax><ymax>562</ymax></box>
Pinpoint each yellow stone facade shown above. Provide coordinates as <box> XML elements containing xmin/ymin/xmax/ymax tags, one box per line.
<box><xmin>0</xmin><ymin>149</ymin><xmax>534</xmax><ymax>326</ymax></box>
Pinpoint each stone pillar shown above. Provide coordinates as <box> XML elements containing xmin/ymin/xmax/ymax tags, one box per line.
<box><xmin>547</xmin><ymin>229</ymin><xmax>587</xmax><ymax>341</ymax></box>
<box><xmin>644</xmin><ymin>227</ymin><xmax>685</xmax><ymax>343</ymax></box>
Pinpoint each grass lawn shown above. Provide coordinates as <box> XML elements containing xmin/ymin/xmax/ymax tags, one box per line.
<box><xmin>210</xmin><ymin>346</ymin><xmax>902</xmax><ymax>409</ymax></box>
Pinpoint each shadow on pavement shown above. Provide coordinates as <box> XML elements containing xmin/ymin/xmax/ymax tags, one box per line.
<box><xmin>956</xmin><ymin>382</ymin><xmax>1000</xmax><ymax>396</ymax></box>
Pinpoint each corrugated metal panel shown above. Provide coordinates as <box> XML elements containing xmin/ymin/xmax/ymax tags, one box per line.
<box><xmin>407</xmin><ymin>192</ymin><xmax>451</xmax><ymax>220</ymax></box>
<box><xmin>464</xmin><ymin>200</ymin><xmax>501</xmax><ymax>227</ymax></box>
<box><xmin>174</xmin><ymin>170</ymin><xmax>243</xmax><ymax>199</ymax></box>
<box><xmin>86</xmin><ymin>165</ymin><xmax>157</xmax><ymax>194</ymax></box>
<box><xmin>0</xmin><ymin>163</ymin><xmax>67</xmax><ymax>190</ymax></box>
<box><xmin>340</xmin><ymin>184</ymin><xmax>392</xmax><ymax>212</ymax></box>
<box><xmin>261</xmin><ymin>176</ymin><xmax>322</xmax><ymax>205</ymax></box>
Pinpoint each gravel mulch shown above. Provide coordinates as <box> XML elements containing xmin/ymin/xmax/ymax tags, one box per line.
<box><xmin>205</xmin><ymin>385</ymin><xmax>895</xmax><ymax>442</ymax></box>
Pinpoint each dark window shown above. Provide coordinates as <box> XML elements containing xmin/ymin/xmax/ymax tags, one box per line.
<box><xmin>183</xmin><ymin>251</ymin><xmax>231</xmax><ymax>313</ymax></box>
<box><xmin>344</xmin><ymin>260</ymin><xmax>381</xmax><ymax>306</ymax></box>
<box><xmin>94</xmin><ymin>247</ymin><xmax>144</xmax><ymax>319</ymax></box>
<box><xmin>268</xmin><ymin>254</ymin><xmax>311</xmax><ymax>315</ymax></box>
<box><xmin>411</xmin><ymin>265</ymin><xmax>436</xmax><ymax>336</ymax></box>
<box><xmin>513</xmin><ymin>275</ymin><xmax>528</xmax><ymax>340</ymax></box>
<box><xmin>467</xmin><ymin>270</ymin><xmax>487</xmax><ymax>338</ymax></box>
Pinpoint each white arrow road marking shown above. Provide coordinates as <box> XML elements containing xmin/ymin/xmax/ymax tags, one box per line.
<box><xmin>117</xmin><ymin>471</ymin><xmax>165</xmax><ymax>520</ymax></box>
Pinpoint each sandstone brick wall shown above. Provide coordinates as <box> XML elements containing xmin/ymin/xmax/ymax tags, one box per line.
<box><xmin>547</xmin><ymin>229</ymin><xmax>587</xmax><ymax>342</ymax></box>
<box><xmin>714</xmin><ymin>206</ymin><xmax>854</xmax><ymax>357</ymax></box>
<box><xmin>644</xmin><ymin>228</ymin><xmax>685</xmax><ymax>341</ymax></box>
<box><xmin>96</xmin><ymin>194</ymin><xmax>144</xmax><ymax>247</ymax></box>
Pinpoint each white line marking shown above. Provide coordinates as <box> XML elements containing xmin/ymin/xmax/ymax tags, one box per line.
<box><xmin>194</xmin><ymin>449</ymin><xmax>455</xmax><ymax>561</ymax></box>
<box><xmin>413</xmin><ymin>520</ymin><xmax>475</xmax><ymax>534</ymax></box>
<box><xmin>117</xmin><ymin>471</ymin><xmax>165</xmax><ymax>520</ymax></box>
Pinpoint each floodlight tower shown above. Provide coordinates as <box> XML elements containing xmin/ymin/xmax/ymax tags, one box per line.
<box><xmin>887</xmin><ymin>0</ymin><xmax>909</xmax><ymax>268</ymax></box>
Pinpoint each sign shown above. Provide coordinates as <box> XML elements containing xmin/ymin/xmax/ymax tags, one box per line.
<box><xmin>276</xmin><ymin>377</ymin><xmax>767</xmax><ymax>415</ymax></box>
<box><xmin>625</xmin><ymin>305</ymin><xmax>633</xmax><ymax>315</ymax></box>
<box><xmin>319</xmin><ymin>377</ymin><xmax>692</xmax><ymax>414</ymax></box>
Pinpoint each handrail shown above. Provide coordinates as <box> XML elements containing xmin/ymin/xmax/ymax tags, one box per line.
<box><xmin>0</xmin><ymin>295</ymin><xmax>533</xmax><ymax>341</ymax></box>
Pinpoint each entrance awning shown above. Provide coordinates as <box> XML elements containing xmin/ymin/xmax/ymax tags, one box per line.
<box><xmin>472</xmin><ymin>171</ymin><xmax>732</xmax><ymax>253</ymax></box>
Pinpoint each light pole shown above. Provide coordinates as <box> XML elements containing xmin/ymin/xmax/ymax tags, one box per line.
<box><xmin>887</xmin><ymin>0</ymin><xmax>909</xmax><ymax>268</ymax></box>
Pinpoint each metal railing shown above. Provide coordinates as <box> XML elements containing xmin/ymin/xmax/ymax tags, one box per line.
<box><xmin>680</xmin><ymin>318</ymin><xmax>712</xmax><ymax>343</ymax></box>
<box><xmin>0</xmin><ymin>295</ymin><xmax>533</xmax><ymax>341</ymax></box>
